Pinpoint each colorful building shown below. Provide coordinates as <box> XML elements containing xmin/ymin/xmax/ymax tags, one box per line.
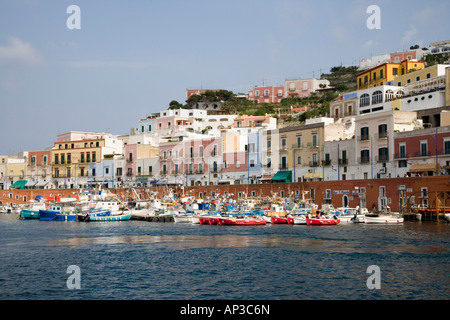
<box><xmin>248</xmin><ymin>86</ymin><xmax>284</xmax><ymax>103</ymax></box>
<box><xmin>357</xmin><ymin>60</ymin><xmax>425</xmax><ymax>90</ymax></box>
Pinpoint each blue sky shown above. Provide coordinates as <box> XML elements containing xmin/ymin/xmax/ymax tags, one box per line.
<box><xmin>0</xmin><ymin>0</ymin><xmax>449</xmax><ymax>154</ymax></box>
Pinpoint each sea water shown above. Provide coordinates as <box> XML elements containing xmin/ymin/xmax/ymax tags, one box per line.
<box><xmin>0</xmin><ymin>214</ymin><xmax>448</xmax><ymax>300</ymax></box>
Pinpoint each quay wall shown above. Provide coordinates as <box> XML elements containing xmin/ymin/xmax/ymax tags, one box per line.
<box><xmin>2</xmin><ymin>176</ymin><xmax>449</xmax><ymax>213</ymax></box>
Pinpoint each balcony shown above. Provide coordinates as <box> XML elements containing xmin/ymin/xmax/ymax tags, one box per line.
<box><xmin>338</xmin><ymin>158</ymin><xmax>348</xmax><ymax>165</ymax></box>
<box><xmin>309</xmin><ymin>161</ymin><xmax>319</xmax><ymax>167</ymax></box>
<box><xmin>292</xmin><ymin>143</ymin><xmax>302</xmax><ymax>149</ymax></box>
<box><xmin>358</xmin><ymin>157</ymin><xmax>370</xmax><ymax>164</ymax></box>
<box><xmin>357</xmin><ymin>135</ymin><xmax>370</xmax><ymax>141</ymax></box>
<box><xmin>322</xmin><ymin>159</ymin><xmax>331</xmax><ymax>166</ymax></box>
<box><xmin>376</xmin><ymin>155</ymin><xmax>389</xmax><ymax>162</ymax></box>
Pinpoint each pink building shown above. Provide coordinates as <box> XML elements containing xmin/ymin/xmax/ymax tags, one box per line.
<box><xmin>124</xmin><ymin>144</ymin><xmax>137</xmax><ymax>177</ymax></box>
<box><xmin>248</xmin><ymin>86</ymin><xmax>284</xmax><ymax>103</ymax></box>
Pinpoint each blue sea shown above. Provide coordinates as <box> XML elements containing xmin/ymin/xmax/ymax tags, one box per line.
<box><xmin>0</xmin><ymin>214</ymin><xmax>449</xmax><ymax>301</ymax></box>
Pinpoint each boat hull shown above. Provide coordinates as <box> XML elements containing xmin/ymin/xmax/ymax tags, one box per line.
<box><xmin>20</xmin><ymin>209</ymin><xmax>40</xmax><ymax>219</ymax></box>
<box><xmin>88</xmin><ymin>213</ymin><xmax>131</xmax><ymax>221</ymax></box>
<box><xmin>364</xmin><ymin>215</ymin><xmax>404</xmax><ymax>224</ymax></box>
<box><xmin>39</xmin><ymin>210</ymin><xmax>59</xmax><ymax>221</ymax></box>
<box><xmin>173</xmin><ymin>215</ymin><xmax>192</xmax><ymax>223</ymax></box>
<box><xmin>218</xmin><ymin>218</ymin><xmax>267</xmax><ymax>226</ymax></box>
<box><xmin>271</xmin><ymin>216</ymin><xmax>288</xmax><ymax>224</ymax></box>
<box><xmin>306</xmin><ymin>217</ymin><xmax>340</xmax><ymax>225</ymax></box>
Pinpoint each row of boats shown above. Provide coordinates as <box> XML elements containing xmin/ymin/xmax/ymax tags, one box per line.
<box><xmin>6</xmin><ymin>188</ymin><xmax>405</xmax><ymax>225</ymax></box>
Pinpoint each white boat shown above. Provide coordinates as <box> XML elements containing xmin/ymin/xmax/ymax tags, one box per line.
<box><xmin>292</xmin><ymin>214</ymin><xmax>307</xmax><ymax>225</ymax></box>
<box><xmin>335</xmin><ymin>207</ymin><xmax>367</xmax><ymax>223</ymax></box>
<box><xmin>444</xmin><ymin>213</ymin><xmax>450</xmax><ymax>222</ymax></box>
<box><xmin>173</xmin><ymin>214</ymin><xmax>193</xmax><ymax>223</ymax></box>
<box><xmin>364</xmin><ymin>214</ymin><xmax>404</xmax><ymax>224</ymax></box>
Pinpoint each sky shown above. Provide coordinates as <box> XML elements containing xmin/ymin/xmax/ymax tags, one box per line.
<box><xmin>0</xmin><ymin>0</ymin><xmax>449</xmax><ymax>155</ymax></box>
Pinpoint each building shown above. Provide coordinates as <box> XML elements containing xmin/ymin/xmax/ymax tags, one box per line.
<box><xmin>51</xmin><ymin>132</ymin><xmax>123</xmax><ymax>189</ymax></box>
<box><xmin>284</xmin><ymin>78</ymin><xmax>330</xmax><ymax>98</ymax></box>
<box><xmin>330</xmin><ymin>92</ymin><xmax>358</xmax><ymax>119</ymax></box>
<box><xmin>394</xmin><ymin>125</ymin><xmax>450</xmax><ymax>178</ymax></box>
<box><xmin>27</xmin><ymin>150</ymin><xmax>52</xmax><ymax>189</ymax></box>
<box><xmin>429</xmin><ymin>40</ymin><xmax>450</xmax><ymax>55</ymax></box>
<box><xmin>248</xmin><ymin>86</ymin><xmax>284</xmax><ymax>104</ymax></box>
<box><xmin>354</xmin><ymin>110</ymin><xmax>421</xmax><ymax>180</ymax></box>
<box><xmin>356</xmin><ymin>60</ymin><xmax>425</xmax><ymax>90</ymax></box>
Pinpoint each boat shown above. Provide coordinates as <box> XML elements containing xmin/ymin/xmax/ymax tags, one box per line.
<box><xmin>364</xmin><ymin>214</ymin><xmax>404</xmax><ymax>224</ymax></box>
<box><xmin>39</xmin><ymin>205</ymin><xmax>78</xmax><ymax>221</ymax></box>
<box><xmin>444</xmin><ymin>213</ymin><xmax>450</xmax><ymax>222</ymax></box>
<box><xmin>173</xmin><ymin>213</ymin><xmax>194</xmax><ymax>223</ymax></box>
<box><xmin>287</xmin><ymin>214</ymin><xmax>307</xmax><ymax>225</ymax></box>
<box><xmin>271</xmin><ymin>216</ymin><xmax>288</xmax><ymax>224</ymax></box>
<box><xmin>198</xmin><ymin>214</ymin><xmax>222</xmax><ymax>225</ymax></box>
<box><xmin>218</xmin><ymin>217</ymin><xmax>267</xmax><ymax>226</ymax></box>
<box><xmin>306</xmin><ymin>216</ymin><xmax>340</xmax><ymax>225</ymax></box>
<box><xmin>20</xmin><ymin>200</ymin><xmax>47</xmax><ymax>219</ymax></box>
<box><xmin>87</xmin><ymin>212</ymin><xmax>131</xmax><ymax>221</ymax></box>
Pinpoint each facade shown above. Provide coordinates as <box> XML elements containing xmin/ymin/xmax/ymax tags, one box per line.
<box><xmin>357</xmin><ymin>60</ymin><xmax>425</xmax><ymax>90</ymax></box>
<box><xmin>248</xmin><ymin>86</ymin><xmax>284</xmax><ymax>103</ymax></box>
<box><xmin>284</xmin><ymin>78</ymin><xmax>330</xmax><ymax>98</ymax></box>
<box><xmin>330</xmin><ymin>92</ymin><xmax>358</xmax><ymax>119</ymax></box>
<box><xmin>394</xmin><ymin>125</ymin><xmax>450</xmax><ymax>177</ymax></box>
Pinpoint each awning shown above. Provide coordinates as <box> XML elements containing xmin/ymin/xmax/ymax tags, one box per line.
<box><xmin>409</xmin><ymin>164</ymin><xmax>437</xmax><ymax>173</ymax></box>
<box><xmin>271</xmin><ymin>171</ymin><xmax>292</xmax><ymax>183</ymax></box>
<box><xmin>9</xmin><ymin>180</ymin><xmax>27</xmax><ymax>189</ymax></box>
<box><xmin>304</xmin><ymin>172</ymin><xmax>324</xmax><ymax>179</ymax></box>
<box><xmin>35</xmin><ymin>181</ymin><xmax>49</xmax><ymax>187</ymax></box>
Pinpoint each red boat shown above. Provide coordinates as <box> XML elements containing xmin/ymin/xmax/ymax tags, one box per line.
<box><xmin>286</xmin><ymin>217</ymin><xmax>294</xmax><ymax>224</ymax></box>
<box><xmin>306</xmin><ymin>217</ymin><xmax>340</xmax><ymax>225</ymax></box>
<box><xmin>218</xmin><ymin>217</ymin><xmax>267</xmax><ymax>226</ymax></box>
<box><xmin>271</xmin><ymin>216</ymin><xmax>288</xmax><ymax>224</ymax></box>
<box><xmin>198</xmin><ymin>216</ymin><xmax>221</xmax><ymax>225</ymax></box>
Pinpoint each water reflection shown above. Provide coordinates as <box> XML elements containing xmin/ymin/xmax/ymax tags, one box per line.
<box><xmin>46</xmin><ymin>233</ymin><xmax>448</xmax><ymax>254</ymax></box>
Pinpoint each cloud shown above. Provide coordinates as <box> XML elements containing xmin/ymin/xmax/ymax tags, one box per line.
<box><xmin>66</xmin><ymin>60</ymin><xmax>156</xmax><ymax>68</ymax></box>
<box><xmin>400</xmin><ymin>24</ymin><xmax>417</xmax><ymax>47</ymax></box>
<box><xmin>0</xmin><ymin>37</ymin><xmax>43</xmax><ymax>65</ymax></box>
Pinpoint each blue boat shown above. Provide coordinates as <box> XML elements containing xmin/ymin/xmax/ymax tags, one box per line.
<box><xmin>39</xmin><ymin>205</ymin><xmax>77</xmax><ymax>221</ymax></box>
<box><xmin>87</xmin><ymin>212</ymin><xmax>131</xmax><ymax>222</ymax></box>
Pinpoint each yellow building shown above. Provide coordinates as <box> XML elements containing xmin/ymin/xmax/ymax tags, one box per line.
<box><xmin>51</xmin><ymin>138</ymin><xmax>105</xmax><ymax>179</ymax></box>
<box><xmin>393</xmin><ymin>64</ymin><xmax>449</xmax><ymax>87</ymax></box>
<box><xmin>357</xmin><ymin>60</ymin><xmax>425</xmax><ymax>90</ymax></box>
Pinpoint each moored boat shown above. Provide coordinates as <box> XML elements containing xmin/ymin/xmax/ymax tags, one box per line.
<box><xmin>20</xmin><ymin>200</ymin><xmax>47</xmax><ymax>219</ymax></box>
<box><xmin>364</xmin><ymin>215</ymin><xmax>404</xmax><ymax>224</ymax></box>
<box><xmin>87</xmin><ymin>212</ymin><xmax>131</xmax><ymax>221</ymax></box>
<box><xmin>271</xmin><ymin>216</ymin><xmax>288</xmax><ymax>224</ymax></box>
<box><xmin>218</xmin><ymin>217</ymin><xmax>267</xmax><ymax>226</ymax></box>
<box><xmin>306</xmin><ymin>217</ymin><xmax>340</xmax><ymax>225</ymax></box>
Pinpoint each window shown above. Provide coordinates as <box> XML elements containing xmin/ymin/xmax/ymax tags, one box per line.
<box><xmin>445</xmin><ymin>139</ymin><xmax>450</xmax><ymax>154</ymax></box>
<box><xmin>303</xmin><ymin>82</ymin><xmax>308</xmax><ymax>90</ymax></box>
<box><xmin>399</xmin><ymin>143</ymin><xmax>406</xmax><ymax>158</ymax></box>
<box><xmin>199</xmin><ymin>146</ymin><xmax>203</xmax><ymax>157</ymax></box>
<box><xmin>297</xmin><ymin>156</ymin><xmax>301</xmax><ymax>164</ymax></box>
<box><xmin>360</xmin><ymin>127</ymin><xmax>369</xmax><ymax>141</ymax></box>
<box><xmin>378</xmin><ymin>147</ymin><xmax>388</xmax><ymax>161</ymax></box>
<box><xmin>360</xmin><ymin>150</ymin><xmax>370</xmax><ymax>163</ymax></box>
<box><xmin>264</xmin><ymin>89</ymin><xmax>269</xmax><ymax>97</ymax></box>
<box><xmin>255</xmin><ymin>90</ymin><xmax>260</xmax><ymax>97</ymax></box>
<box><xmin>281</xmin><ymin>138</ymin><xmax>286</xmax><ymax>149</ymax></box>
<box><xmin>312</xmin><ymin>134</ymin><xmax>317</xmax><ymax>147</ymax></box>
<box><xmin>420</xmin><ymin>141</ymin><xmax>428</xmax><ymax>156</ymax></box>
<box><xmin>43</xmin><ymin>155</ymin><xmax>47</xmax><ymax>165</ymax></box>
<box><xmin>393</xmin><ymin>68</ymin><xmax>398</xmax><ymax>76</ymax></box>
<box><xmin>267</xmin><ymin>139</ymin><xmax>271</xmax><ymax>149</ymax></box>
<box><xmin>31</xmin><ymin>156</ymin><xmax>36</xmax><ymax>166</ymax></box>
<box><xmin>372</xmin><ymin>90</ymin><xmax>383</xmax><ymax>104</ymax></box>
<box><xmin>297</xmin><ymin>136</ymin><xmax>301</xmax><ymax>148</ymax></box>
<box><xmin>360</xmin><ymin>93</ymin><xmax>370</xmax><ymax>107</ymax></box>
<box><xmin>378</xmin><ymin>124</ymin><xmax>387</xmax><ymax>138</ymax></box>
<box><xmin>267</xmin><ymin>158</ymin><xmax>271</xmax><ymax>168</ymax></box>
<box><xmin>380</xmin><ymin>69</ymin><xmax>383</xmax><ymax>79</ymax></box>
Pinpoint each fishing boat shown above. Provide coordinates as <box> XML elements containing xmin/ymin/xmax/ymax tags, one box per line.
<box><xmin>218</xmin><ymin>217</ymin><xmax>267</xmax><ymax>226</ymax></box>
<box><xmin>20</xmin><ymin>200</ymin><xmax>47</xmax><ymax>219</ymax></box>
<box><xmin>39</xmin><ymin>205</ymin><xmax>77</xmax><ymax>221</ymax></box>
<box><xmin>306</xmin><ymin>216</ymin><xmax>340</xmax><ymax>225</ymax></box>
